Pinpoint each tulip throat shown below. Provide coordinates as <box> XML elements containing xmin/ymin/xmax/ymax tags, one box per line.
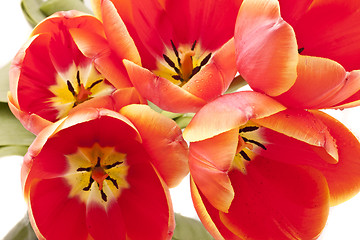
<box><xmin>49</xmin><ymin>64</ymin><xmax>115</xmax><ymax>120</ymax></box>
<box><xmin>233</xmin><ymin>123</ymin><xmax>266</xmax><ymax>174</ymax></box>
<box><xmin>64</xmin><ymin>143</ymin><xmax>129</xmax><ymax>206</ymax></box>
<box><xmin>153</xmin><ymin>40</ymin><xmax>212</xmax><ymax>87</ymax></box>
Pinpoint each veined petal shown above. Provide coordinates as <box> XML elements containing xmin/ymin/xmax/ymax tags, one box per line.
<box><xmin>184</xmin><ymin>39</ymin><xmax>237</xmax><ymax>101</ymax></box>
<box><xmin>190</xmin><ymin>177</ymin><xmax>239</xmax><ymax>240</ymax></box>
<box><xmin>123</xmin><ymin>59</ymin><xmax>207</xmax><ymax>113</ymax></box>
<box><xmin>183</xmin><ymin>91</ymin><xmax>285</xmax><ymax>142</ymax></box>
<box><xmin>253</xmin><ymin>109</ymin><xmax>338</xmax><ymax>163</ymax></box>
<box><xmin>70</xmin><ymin>28</ymin><xmax>132</xmax><ymax>89</ymax></box>
<box><xmin>189</xmin><ymin>129</ymin><xmax>239</xmax><ymax>212</ymax></box>
<box><xmin>235</xmin><ymin>0</ymin><xmax>298</xmax><ymax>96</ymax></box>
<box><xmin>275</xmin><ymin>55</ymin><xmax>354</xmax><ymax>109</ymax></box>
<box><xmin>101</xmin><ymin>0</ymin><xmax>141</xmax><ymax>65</ymax></box>
<box><xmin>220</xmin><ymin>157</ymin><xmax>329</xmax><ymax>239</ymax></box>
<box><xmin>120</xmin><ymin>104</ymin><xmax>189</xmax><ymax>187</ymax></box>
<box><xmin>278</xmin><ymin>0</ymin><xmax>313</xmax><ymax>25</ymax></box>
<box><xmin>309</xmin><ymin>110</ymin><xmax>360</xmax><ymax>206</ymax></box>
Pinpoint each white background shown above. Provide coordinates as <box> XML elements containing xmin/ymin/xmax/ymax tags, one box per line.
<box><xmin>1</xmin><ymin>1</ymin><xmax>360</xmax><ymax>239</ymax></box>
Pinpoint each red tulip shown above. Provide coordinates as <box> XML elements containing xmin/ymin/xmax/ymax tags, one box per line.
<box><xmin>93</xmin><ymin>0</ymin><xmax>242</xmax><ymax>113</ymax></box>
<box><xmin>183</xmin><ymin>91</ymin><xmax>360</xmax><ymax>239</ymax></box>
<box><xmin>235</xmin><ymin>0</ymin><xmax>360</xmax><ymax>109</ymax></box>
<box><xmin>8</xmin><ymin>10</ymin><xmax>143</xmax><ymax>135</ymax></box>
<box><xmin>22</xmin><ymin>106</ymin><xmax>189</xmax><ymax>240</ymax></box>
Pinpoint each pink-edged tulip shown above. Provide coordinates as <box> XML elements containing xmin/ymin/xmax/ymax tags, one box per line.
<box><xmin>235</xmin><ymin>0</ymin><xmax>360</xmax><ymax>109</ymax></box>
<box><xmin>22</xmin><ymin>106</ymin><xmax>189</xmax><ymax>240</ymax></box>
<box><xmin>92</xmin><ymin>0</ymin><xmax>242</xmax><ymax>113</ymax></box>
<box><xmin>9</xmin><ymin>10</ymin><xmax>143</xmax><ymax>135</ymax></box>
<box><xmin>183</xmin><ymin>91</ymin><xmax>360</xmax><ymax>239</ymax></box>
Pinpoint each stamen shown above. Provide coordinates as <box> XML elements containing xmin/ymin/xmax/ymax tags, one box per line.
<box><xmin>67</xmin><ymin>80</ymin><xmax>76</xmax><ymax>96</ymax></box>
<box><xmin>100</xmin><ymin>189</ymin><xmax>107</xmax><ymax>202</ymax></box>
<box><xmin>104</xmin><ymin>161</ymin><xmax>123</xmax><ymax>169</ymax></box>
<box><xmin>170</xmin><ymin>40</ymin><xmax>181</xmax><ymax>66</ymax></box>
<box><xmin>191</xmin><ymin>40</ymin><xmax>197</xmax><ymax>51</ymax></box>
<box><xmin>106</xmin><ymin>176</ymin><xmax>119</xmax><ymax>189</ymax></box>
<box><xmin>83</xmin><ymin>177</ymin><xmax>94</xmax><ymax>191</ymax></box>
<box><xmin>200</xmin><ymin>53</ymin><xmax>212</xmax><ymax>67</ymax></box>
<box><xmin>172</xmin><ymin>75</ymin><xmax>183</xmax><ymax>81</ymax></box>
<box><xmin>191</xmin><ymin>66</ymin><xmax>201</xmax><ymax>77</ymax></box>
<box><xmin>163</xmin><ymin>54</ymin><xmax>181</xmax><ymax>74</ymax></box>
<box><xmin>239</xmin><ymin>126</ymin><xmax>259</xmax><ymax>133</ymax></box>
<box><xmin>77</xmin><ymin>166</ymin><xmax>92</xmax><ymax>172</ymax></box>
<box><xmin>88</xmin><ymin>79</ymin><xmax>103</xmax><ymax>89</ymax></box>
<box><xmin>76</xmin><ymin>71</ymin><xmax>81</xmax><ymax>86</ymax></box>
<box><xmin>95</xmin><ymin>157</ymin><xmax>101</xmax><ymax>167</ymax></box>
<box><xmin>239</xmin><ymin>150</ymin><xmax>251</xmax><ymax>161</ymax></box>
<box><xmin>242</xmin><ymin>137</ymin><xmax>267</xmax><ymax>150</ymax></box>
<box><xmin>298</xmin><ymin>47</ymin><xmax>304</xmax><ymax>54</ymax></box>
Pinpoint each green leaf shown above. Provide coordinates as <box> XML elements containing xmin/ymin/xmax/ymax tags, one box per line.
<box><xmin>225</xmin><ymin>75</ymin><xmax>248</xmax><ymax>94</ymax></box>
<box><xmin>3</xmin><ymin>214</ymin><xmax>37</xmax><ymax>240</ymax></box>
<box><xmin>21</xmin><ymin>0</ymin><xmax>48</xmax><ymax>27</ymax></box>
<box><xmin>0</xmin><ymin>103</ymin><xmax>35</xmax><ymax>147</ymax></box>
<box><xmin>172</xmin><ymin>214</ymin><xmax>214</xmax><ymax>240</ymax></box>
<box><xmin>40</xmin><ymin>0</ymin><xmax>92</xmax><ymax>16</ymax></box>
<box><xmin>0</xmin><ymin>145</ymin><xmax>29</xmax><ymax>157</ymax></box>
<box><xmin>0</xmin><ymin>62</ymin><xmax>11</xmax><ymax>102</ymax></box>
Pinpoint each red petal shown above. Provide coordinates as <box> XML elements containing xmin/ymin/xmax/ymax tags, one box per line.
<box><xmin>292</xmin><ymin>1</ymin><xmax>360</xmax><ymax>71</ymax></box>
<box><xmin>309</xmin><ymin>110</ymin><xmax>360</xmax><ymax>206</ymax></box>
<box><xmin>184</xmin><ymin>39</ymin><xmax>237</xmax><ymax>101</ymax></box>
<box><xmin>119</xmin><ymin>150</ymin><xmax>174</xmax><ymax>239</ymax></box>
<box><xmin>28</xmin><ymin>178</ymin><xmax>88</xmax><ymax>240</ymax></box>
<box><xmin>275</xmin><ymin>55</ymin><xmax>358</xmax><ymax>109</ymax></box>
<box><xmin>120</xmin><ymin>104</ymin><xmax>189</xmax><ymax>187</ymax></box>
<box><xmin>123</xmin><ymin>59</ymin><xmax>207</xmax><ymax>113</ymax></box>
<box><xmin>235</xmin><ymin>0</ymin><xmax>298</xmax><ymax>96</ymax></box>
<box><xmin>183</xmin><ymin>91</ymin><xmax>285</xmax><ymax>142</ymax></box>
<box><xmin>189</xmin><ymin>129</ymin><xmax>239</xmax><ymax>212</ymax></box>
<box><xmin>101</xmin><ymin>0</ymin><xmax>141</xmax><ymax>65</ymax></box>
<box><xmin>221</xmin><ymin>157</ymin><xmax>330</xmax><ymax>239</ymax></box>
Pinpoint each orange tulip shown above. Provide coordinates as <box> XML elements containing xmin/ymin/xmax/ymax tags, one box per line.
<box><xmin>235</xmin><ymin>0</ymin><xmax>360</xmax><ymax>109</ymax></box>
<box><xmin>183</xmin><ymin>91</ymin><xmax>360</xmax><ymax>239</ymax></box>
<box><xmin>93</xmin><ymin>0</ymin><xmax>242</xmax><ymax>113</ymax></box>
<box><xmin>22</xmin><ymin>106</ymin><xmax>189</xmax><ymax>240</ymax></box>
<box><xmin>8</xmin><ymin>10</ymin><xmax>143</xmax><ymax>135</ymax></box>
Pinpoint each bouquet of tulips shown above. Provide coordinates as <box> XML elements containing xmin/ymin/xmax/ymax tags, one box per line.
<box><xmin>2</xmin><ymin>0</ymin><xmax>360</xmax><ymax>239</ymax></box>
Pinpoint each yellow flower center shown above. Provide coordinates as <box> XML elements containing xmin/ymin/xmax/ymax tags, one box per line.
<box><xmin>64</xmin><ymin>143</ymin><xmax>129</xmax><ymax>207</ymax></box>
<box><xmin>49</xmin><ymin>63</ymin><xmax>115</xmax><ymax>120</ymax></box>
<box><xmin>153</xmin><ymin>40</ymin><xmax>212</xmax><ymax>87</ymax></box>
<box><xmin>232</xmin><ymin>123</ymin><xmax>267</xmax><ymax>174</ymax></box>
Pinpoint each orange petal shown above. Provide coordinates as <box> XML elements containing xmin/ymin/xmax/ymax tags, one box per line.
<box><xmin>253</xmin><ymin>109</ymin><xmax>338</xmax><ymax>163</ymax></box>
<box><xmin>275</xmin><ymin>55</ymin><xmax>356</xmax><ymax>109</ymax></box>
<box><xmin>183</xmin><ymin>91</ymin><xmax>285</xmax><ymax>142</ymax></box>
<box><xmin>101</xmin><ymin>0</ymin><xmax>141</xmax><ymax>65</ymax></box>
<box><xmin>189</xmin><ymin>129</ymin><xmax>239</xmax><ymax>212</ymax></box>
<box><xmin>123</xmin><ymin>59</ymin><xmax>207</xmax><ymax>113</ymax></box>
<box><xmin>309</xmin><ymin>110</ymin><xmax>360</xmax><ymax>206</ymax></box>
<box><xmin>235</xmin><ymin>0</ymin><xmax>298</xmax><ymax>96</ymax></box>
<box><xmin>184</xmin><ymin>39</ymin><xmax>237</xmax><ymax>101</ymax></box>
<box><xmin>220</xmin><ymin>157</ymin><xmax>330</xmax><ymax>239</ymax></box>
<box><xmin>120</xmin><ymin>104</ymin><xmax>189</xmax><ymax>187</ymax></box>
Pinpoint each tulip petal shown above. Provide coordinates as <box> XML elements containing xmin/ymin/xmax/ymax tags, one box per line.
<box><xmin>189</xmin><ymin>129</ymin><xmax>239</xmax><ymax>212</ymax></box>
<box><xmin>120</xmin><ymin>104</ymin><xmax>189</xmax><ymax>187</ymax></box>
<box><xmin>309</xmin><ymin>110</ymin><xmax>360</xmax><ymax>206</ymax></box>
<box><xmin>28</xmin><ymin>178</ymin><xmax>88</xmax><ymax>240</ymax></box>
<box><xmin>292</xmin><ymin>1</ymin><xmax>360</xmax><ymax>71</ymax></box>
<box><xmin>235</xmin><ymin>0</ymin><xmax>298</xmax><ymax>96</ymax></box>
<box><xmin>123</xmin><ymin>59</ymin><xmax>207</xmax><ymax>112</ymax></box>
<box><xmin>220</xmin><ymin>157</ymin><xmax>329</xmax><ymax>239</ymax></box>
<box><xmin>190</xmin><ymin>177</ymin><xmax>239</xmax><ymax>240</ymax></box>
<box><xmin>275</xmin><ymin>55</ymin><xmax>358</xmax><ymax>109</ymax></box>
<box><xmin>70</xmin><ymin>28</ymin><xmax>132</xmax><ymax>89</ymax></box>
<box><xmin>253</xmin><ymin>109</ymin><xmax>338</xmax><ymax>163</ymax></box>
<box><xmin>184</xmin><ymin>39</ymin><xmax>237</xmax><ymax>102</ymax></box>
<box><xmin>183</xmin><ymin>91</ymin><xmax>285</xmax><ymax>142</ymax></box>
<box><xmin>119</xmin><ymin>150</ymin><xmax>174</xmax><ymax>240</ymax></box>
<box><xmin>101</xmin><ymin>0</ymin><xmax>141</xmax><ymax>65</ymax></box>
